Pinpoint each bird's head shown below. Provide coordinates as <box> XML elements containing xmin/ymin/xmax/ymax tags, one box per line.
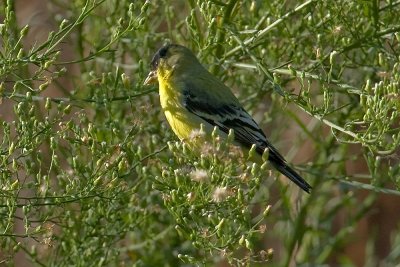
<box><xmin>144</xmin><ymin>44</ymin><xmax>201</xmax><ymax>85</ymax></box>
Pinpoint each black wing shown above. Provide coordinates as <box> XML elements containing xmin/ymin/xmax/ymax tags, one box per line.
<box><xmin>182</xmin><ymin>82</ymin><xmax>312</xmax><ymax>193</ymax></box>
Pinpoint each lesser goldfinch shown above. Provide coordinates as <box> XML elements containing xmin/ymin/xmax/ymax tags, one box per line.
<box><xmin>144</xmin><ymin>44</ymin><xmax>311</xmax><ymax>193</ymax></box>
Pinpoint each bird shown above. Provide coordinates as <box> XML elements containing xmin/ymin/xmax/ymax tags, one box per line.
<box><xmin>144</xmin><ymin>44</ymin><xmax>311</xmax><ymax>193</ymax></box>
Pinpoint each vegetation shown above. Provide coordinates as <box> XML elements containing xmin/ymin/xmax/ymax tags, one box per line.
<box><xmin>1</xmin><ymin>0</ymin><xmax>399</xmax><ymax>266</ymax></box>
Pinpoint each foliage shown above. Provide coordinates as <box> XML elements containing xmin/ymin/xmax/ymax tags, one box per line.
<box><xmin>1</xmin><ymin>0</ymin><xmax>400</xmax><ymax>266</ymax></box>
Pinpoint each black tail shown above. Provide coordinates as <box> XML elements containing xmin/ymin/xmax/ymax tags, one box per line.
<box><xmin>269</xmin><ymin>155</ymin><xmax>312</xmax><ymax>193</ymax></box>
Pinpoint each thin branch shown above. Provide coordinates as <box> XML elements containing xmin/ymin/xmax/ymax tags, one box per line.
<box><xmin>225</xmin><ymin>0</ymin><xmax>317</xmax><ymax>57</ymax></box>
<box><xmin>0</xmin><ymin>88</ymin><xmax>157</xmax><ymax>104</ymax></box>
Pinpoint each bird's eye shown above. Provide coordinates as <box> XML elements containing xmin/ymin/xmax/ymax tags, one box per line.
<box><xmin>159</xmin><ymin>46</ymin><xmax>168</xmax><ymax>58</ymax></box>
<box><xmin>150</xmin><ymin>45</ymin><xmax>170</xmax><ymax>70</ymax></box>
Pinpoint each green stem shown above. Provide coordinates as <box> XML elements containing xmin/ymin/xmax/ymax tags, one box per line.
<box><xmin>0</xmin><ymin>88</ymin><xmax>157</xmax><ymax>104</ymax></box>
<box><xmin>211</xmin><ymin>0</ymin><xmax>237</xmax><ymax>74</ymax></box>
<box><xmin>225</xmin><ymin>0</ymin><xmax>317</xmax><ymax>57</ymax></box>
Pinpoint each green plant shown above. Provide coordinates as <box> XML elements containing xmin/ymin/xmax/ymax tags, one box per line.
<box><xmin>1</xmin><ymin>0</ymin><xmax>399</xmax><ymax>266</ymax></box>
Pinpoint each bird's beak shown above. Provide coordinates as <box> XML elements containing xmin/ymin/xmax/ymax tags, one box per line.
<box><xmin>143</xmin><ymin>70</ymin><xmax>158</xmax><ymax>85</ymax></box>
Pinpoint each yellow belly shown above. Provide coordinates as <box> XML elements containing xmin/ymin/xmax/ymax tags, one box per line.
<box><xmin>158</xmin><ymin>77</ymin><xmax>229</xmax><ymax>151</ymax></box>
<box><xmin>164</xmin><ymin>109</ymin><xmax>201</xmax><ymax>140</ymax></box>
<box><xmin>159</xmin><ymin>80</ymin><xmax>202</xmax><ymax>140</ymax></box>
<box><xmin>158</xmin><ymin>80</ymin><xmax>254</xmax><ymax>162</ymax></box>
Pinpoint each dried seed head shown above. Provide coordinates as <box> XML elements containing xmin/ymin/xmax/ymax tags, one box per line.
<box><xmin>190</xmin><ymin>169</ymin><xmax>208</xmax><ymax>182</ymax></box>
<box><xmin>212</xmin><ymin>186</ymin><xmax>229</xmax><ymax>202</ymax></box>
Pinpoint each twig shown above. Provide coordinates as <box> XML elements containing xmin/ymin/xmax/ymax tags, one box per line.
<box><xmin>225</xmin><ymin>0</ymin><xmax>317</xmax><ymax>57</ymax></box>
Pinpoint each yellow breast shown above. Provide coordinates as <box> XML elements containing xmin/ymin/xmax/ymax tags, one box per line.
<box><xmin>158</xmin><ymin>78</ymin><xmax>203</xmax><ymax>141</ymax></box>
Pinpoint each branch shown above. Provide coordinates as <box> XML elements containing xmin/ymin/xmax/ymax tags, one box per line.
<box><xmin>225</xmin><ymin>0</ymin><xmax>317</xmax><ymax>57</ymax></box>
<box><xmin>0</xmin><ymin>88</ymin><xmax>157</xmax><ymax>104</ymax></box>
